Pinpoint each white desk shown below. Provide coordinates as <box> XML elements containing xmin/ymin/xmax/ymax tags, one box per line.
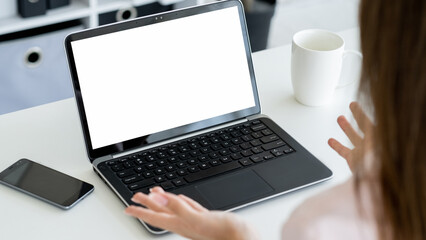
<box><xmin>0</xmin><ymin>28</ymin><xmax>360</xmax><ymax>240</ymax></box>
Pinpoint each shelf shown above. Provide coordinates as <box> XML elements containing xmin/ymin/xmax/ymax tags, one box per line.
<box><xmin>0</xmin><ymin>1</ymin><xmax>91</xmax><ymax>35</ymax></box>
<box><xmin>97</xmin><ymin>0</ymin><xmax>157</xmax><ymax>14</ymax></box>
<box><xmin>0</xmin><ymin>0</ymin><xmax>184</xmax><ymax>37</ymax></box>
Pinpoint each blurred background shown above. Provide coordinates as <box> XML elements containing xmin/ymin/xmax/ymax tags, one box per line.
<box><xmin>0</xmin><ymin>0</ymin><xmax>359</xmax><ymax>115</ymax></box>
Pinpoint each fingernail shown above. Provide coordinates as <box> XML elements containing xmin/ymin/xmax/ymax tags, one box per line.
<box><xmin>149</xmin><ymin>193</ymin><xmax>168</xmax><ymax>206</ymax></box>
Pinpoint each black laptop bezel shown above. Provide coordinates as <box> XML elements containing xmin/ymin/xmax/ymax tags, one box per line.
<box><xmin>65</xmin><ymin>0</ymin><xmax>261</xmax><ymax>161</ymax></box>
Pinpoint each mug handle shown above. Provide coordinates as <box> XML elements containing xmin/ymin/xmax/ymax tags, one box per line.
<box><xmin>336</xmin><ymin>50</ymin><xmax>363</xmax><ymax>88</ymax></box>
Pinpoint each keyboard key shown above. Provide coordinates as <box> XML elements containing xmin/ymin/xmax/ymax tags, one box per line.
<box><xmin>231</xmin><ymin>131</ymin><xmax>242</xmax><ymax>138</ymax></box>
<box><xmin>157</xmin><ymin>160</ymin><xmax>168</xmax><ymax>166</ymax></box>
<box><xmin>154</xmin><ymin>168</ymin><xmax>165</xmax><ymax>175</ymax></box>
<box><xmin>219</xmin><ymin>149</ymin><xmax>230</xmax><ymax>156</ymax></box>
<box><xmin>168</xmin><ymin>156</ymin><xmax>179</xmax><ymax>163</ymax></box>
<box><xmin>188</xmin><ymin>159</ymin><xmax>198</xmax><ymax>165</ymax></box>
<box><xmin>143</xmin><ymin>171</ymin><xmax>154</xmax><ymax>178</ymax></box>
<box><xmin>251</xmin><ymin>120</ymin><xmax>261</xmax><ymax>125</ymax></box>
<box><xmin>172</xmin><ymin>178</ymin><xmax>186</xmax><ymax>186</ymax></box>
<box><xmin>200</xmin><ymin>147</ymin><xmax>211</xmax><ymax>154</ymax></box>
<box><xmin>161</xmin><ymin>181</ymin><xmax>174</xmax><ymax>190</ymax></box>
<box><xmin>220</xmin><ymin>156</ymin><xmax>232</xmax><ymax>163</ymax></box>
<box><xmin>230</xmin><ymin>146</ymin><xmax>241</xmax><ymax>153</ymax></box>
<box><xmin>111</xmin><ymin>164</ymin><xmax>124</xmax><ymax>172</ymax></box>
<box><xmin>241</xmin><ymin>128</ymin><xmax>251</xmax><ymax>135</ymax></box>
<box><xmin>251</xmin><ymin>124</ymin><xmax>266</xmax><ymax>131</ymax></box>
<box><xmin>240</xmin><ymin>142</ymin><xmax>252</xmax><ymax>150</ymax></box>
<box><xmin>177</xmin><ymin>162</ymin><xmax>187</xmax><ymax>168</ymax></box>
<box><xmin>221</xmin><ymin>141</ymin><xmax>232</xmax><ymax>148</ymax></box>
<box><xmin>199</xmin><ymin>163</ymin><xmax>210</xmax><ymax>170</ymax></box>
<box><xmin>188</xmin><ymin>166</ymin><xmax>200</xmax><ymax>173</ymax></box>
<box><xmin>283</xmin><ymin>145</ymin><xmax>294</xmax><ymax>154</ymax></box>
<box><xmin>209</xmin><ymin>159</ymin><xmax>221</xmax><ymax>166</ymax></box>
<box><xmin>146</xmin><ymin>163</ymin><xmax>156</xmax><ymax>170</ymax></box>
<box><xmin>271</xmin><ymin>148</ymin><xmax>284</xmax><ymax>157</ymax></box>
<box><xmin>107</xmin><ymin>160</ymin><xmax>117</xmax><ymax>166</ymax></box>
<box><xmin>117</xmin><ymin>169</ymin><xmax>135</xmax><ymax>178</ymax></box>
<box><xmin>154</xmin><ymin>176</ymin><xmax>166</xmax><ymax>183</ymax></box>
<box><xmin>250</xmin><ymin>139</ymin><xmax>262</xmax><ymax>146</ymax></box>
<box><xmin>250</xmin><ymin>155</ymin><xmax>263</xmax><ymax>163</ymax></box>
<box><xmin>262</xmin><ymin>140</ymin><xmax>286</xmax><ymax>150</ymax></box>
<box><xmin>177</xmin><ymin>169</ymin><xmax>188</xmax><ymax>176</ymax></box>
<box><xmin>123</xmin><ymin>174</ymin><xmax>143</xmax><ymax>184</ymax></box>
<box><xmin>220</xmin><ymin>134</ymin><xmax>231</xmax><ymax>140</ymax></box>
<box><xmin>189</xmin><ymin>143</ymin><xmax>200</xmax><ymax>149</ymax></box>
<box><xmin>260</xmin><ymin>134</ymin><xmax>279</xmax><ymax>143</ymax></box>
<box><xmin>179</xmin><ymin>146</ymin><xmax>190</xmax><ymax>152</ymax></box>
<box><xmin>239</xmin><ymin>159</ymin><xmax>253</xmax><ymax>166</ymax></box>
<box><xmin>231</xmin><ymin>138</ymin><xmax>243</xmax><ymax>144</ymax></box>
<box><xmin>261</xmin><ymin>129</ymin><xmax>273</xmax><ymax>136</ymax></box>
<box><xmin>241</xmin><ymin>135</ymin><xmax>253</xmax><ymax>142</ymax></box>
<box><xmin>252</xmin><ymin>146</ymin><xmax>263</xmax><ymax>154</ymax></box>
<box><xmin>241</xmin><ymin>150</ymin><xmax>253</xmax><ymax>157</ymax></box>
<box><xmin>200</xmin><ymin>140</ymin><xmax>210</xmax><ymax>146</ymax></box>
<box><xmin>231</xmin><ymin>153</ymin><xmax>243</xmax><ymax>160</ymax></box>
<box><xmin>184</xmin><ymin>161</ymin><xmax>242</xmax><ymax>183</ymax></box>
<box><xmin>190</xmin><ymin>150</ymin><xmax>201</xmax><ymax>156</ymax></box>
<box><xmin>166</xmin><ymin>165</ymin><xmax>176</xmax><ymax>172</ymax></box>
<box><xmin>157</xmin><ymin>152</ymin><xmax>168</xmax><ymax>159</ymax></box>
<box><xmin>166</xmin><ymin>172</ymin><xmax>177</xmax><ymax>179</ymax></box>
<box><xmin>135</xmin><ymin>159</ymin><xmax>145</xmax><ymax>165</ymax></box>
<box><xmin>168</xmin><ymin>149</ymin><xmax>179</xmax><ymax>156</ymax></box>
<box><xmin>209</xmin><ymin>152</ymin><xmax>220</xmax><ymax>159</ymax></box>
<box><xmin>211</xmin><ymin>144</ymin><xmax>222</xmax><ymax>151</ymax></box>
<box><xmin>252</xmin><ymin>132</ymin><xmax>263</xmax><ymax>139</ymax></box>
<box><xmin>128</xmin><ymin>179</ymin><xmax>155</xmax><ymax>191</ymax></box>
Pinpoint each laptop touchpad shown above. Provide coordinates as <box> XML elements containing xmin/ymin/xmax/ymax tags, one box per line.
<box><xmin>195</xmin><ymin>170</ymin><xmax>273</xmax><ymax>209</ymax></box>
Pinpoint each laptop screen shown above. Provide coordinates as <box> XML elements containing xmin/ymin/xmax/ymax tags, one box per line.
<box><xmin>66</xmin><ymin>1</ymin><xmax>260</xmax><ymax>158</ymax></box>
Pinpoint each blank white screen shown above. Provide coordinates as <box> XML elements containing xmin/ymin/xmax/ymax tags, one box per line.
<box><xmin>71</xmin><ymin>6</ymin><xmax>255</xmax><ymax>149</ymax></box>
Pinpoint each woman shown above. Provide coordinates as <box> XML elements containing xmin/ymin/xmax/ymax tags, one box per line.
<box><xmin>125</xmin><ymin>0</ymin><xmax>426</xmax><ymax>239</ymax></box>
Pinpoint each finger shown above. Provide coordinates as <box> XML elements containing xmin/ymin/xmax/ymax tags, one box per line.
<box><xmin>350</xmin><ymin>102</ymin><xmax>373</xmax><ymax>133</ymax></box>
<box><xmin>131</xmin><ymin>192</ymin><xmax>171</xmax><ymax>214</ymax></box>
<box><xmin>125</xmin><ymin>205</ymin><xmax>177</xmax><ymax>230</ymax></box>
<box><xmin>161</xmin><ymin>192</ymin><xmax>196</xmax><ymax>218</ymax></box>
<box><xmin>150</xmin><ymin>186</ymin><xmax>165</xmax><ymax>194</ymax></box>
<box><xmin>178</xmin><ymin>194</ymin><xmax>208</xmax><ymax>212</ymax></box>
<box><xmin>328</xmin><ymin>138</ymin><xmax>353</xmax><ymax>165</ymax></box>
<box><xmin>337</xmin><ymin>115</ymin><xmax>362</xmax><ymax>146</ymax></box>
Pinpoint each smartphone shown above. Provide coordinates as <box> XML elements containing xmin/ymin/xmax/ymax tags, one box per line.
<box><xmin>0</xmin><ymin>158</ymin><xmax>94</xmax><ymax>209</ymax></box>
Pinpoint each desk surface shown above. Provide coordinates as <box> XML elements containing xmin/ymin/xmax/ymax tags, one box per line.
<box><xmin>0</xmin><ymin>28</ymin><xmax>360</xmax><ymax>240</ymax></box>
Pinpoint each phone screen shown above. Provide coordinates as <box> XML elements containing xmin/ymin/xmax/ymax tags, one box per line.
<box><xmin>0</xmin><ymin>159</ymin><xmax>94</xmax><ymax>209</ymax></box>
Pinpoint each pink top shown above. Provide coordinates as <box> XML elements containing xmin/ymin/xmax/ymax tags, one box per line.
<box><xmin>281</xmin><ymin>178</ymin><xmax>377</xmax><ymax>240</ymax></box>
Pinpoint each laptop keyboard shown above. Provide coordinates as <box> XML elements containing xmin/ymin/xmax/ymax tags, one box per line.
<box><xmin>103</xmin><ymin>119</ymin><xmax>295</xmax><ymax>194</ymax></box>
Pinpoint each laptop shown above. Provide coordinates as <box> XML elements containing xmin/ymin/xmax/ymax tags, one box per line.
<box><xmin>65</xmin><ymin>0</ymin><xmax>332</xmax><ymax>234</ymax></box>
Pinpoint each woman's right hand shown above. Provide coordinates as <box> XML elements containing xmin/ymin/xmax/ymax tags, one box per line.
<box><xmin>328</xmin><ymin>102</ymin><xmax>374</xmax><ymax>172</ymax></box>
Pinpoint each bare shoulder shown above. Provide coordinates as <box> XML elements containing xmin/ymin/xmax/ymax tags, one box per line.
<box><xmin>281</xmin><ymin>178</ymin><xmax>376</xmax><ymax>240</ymax></box>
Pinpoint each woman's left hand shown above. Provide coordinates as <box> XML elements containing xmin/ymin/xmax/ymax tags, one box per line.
<box><xmin>125</xmin><ymin>187</ymin><xmax>259</xmax><ymax>240</ymax></box>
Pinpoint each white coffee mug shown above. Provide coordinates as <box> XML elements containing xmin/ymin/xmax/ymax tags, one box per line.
<box><xmin>291</xmin><ymin>29</ymin><xmax>362</xmax><ymax>106</ymax></box>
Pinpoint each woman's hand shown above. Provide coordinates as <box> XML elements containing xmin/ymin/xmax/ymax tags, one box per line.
<box><xmin>328</xmin><ymin>102</ymin><xmax>374</xmax><ymax>172</ymax></box>
<box><xmin>125</xmin><ymin>187</ymin><xmax>259</xmax><ymax>240</ymax></box>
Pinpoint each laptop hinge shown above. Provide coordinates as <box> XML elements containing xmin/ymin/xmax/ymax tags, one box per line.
<box><xmin>96</xmin><ymin>155</ymin><xmax>113</xmax><ymax>162</ymax></box>
<box><xmin>247</xmin><ymin>113</ymin><xmax>268</xmax><ymax>121</ymax></box>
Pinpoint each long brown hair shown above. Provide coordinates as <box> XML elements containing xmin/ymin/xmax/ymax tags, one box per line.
<box><xmin>358</xmin><ymin>0</ymin><xmax>426</xmax><ymax>239</ymax></box>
